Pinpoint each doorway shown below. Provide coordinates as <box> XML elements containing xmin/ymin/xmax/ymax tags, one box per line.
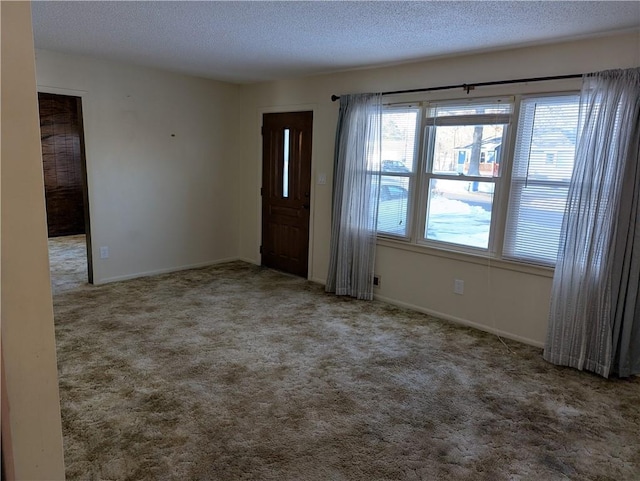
<box><xmin>261</xmin><ymin>111</ymin><xmax>313</xmax><ymax>278</ymax></box>
<box><xmin>38</xmin><ymin>92</ymin><xmax>93</xmax><ymax>284</ymax></box>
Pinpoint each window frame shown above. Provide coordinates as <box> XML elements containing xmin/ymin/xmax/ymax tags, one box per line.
<box><xmin>377</xmin><ymin>88</ymin><xmax>581</xmax><ymax>270</ymax></box>
<box><xmin>502</xmin><ymin>92</ymin><xmax>581</xmax><ymax>266</ymax></box>
<box><xmin>417</xmin><ymin>97</ymin><xmax>514</xmax><ymax>255</ymax></box>
<box><xmin>376</xmin><ymin>104</ymin><xmax>422</xmax><ymax>240</ymax></box>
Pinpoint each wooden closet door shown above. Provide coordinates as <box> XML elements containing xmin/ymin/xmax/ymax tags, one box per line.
<box><xmin>39</xmin><ymin>92</ymin><xmax>86</xmax><ymax>237</ymax></box>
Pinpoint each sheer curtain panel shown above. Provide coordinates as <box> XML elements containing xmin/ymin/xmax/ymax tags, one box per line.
<box><xmin>326</xmin><ymin>94</ymin><xmax>382</xmax><ymax>300</ymax></box>
<box><xmin>544</xmin><ymin>68</ymin><xmax>640</xmax><ymax>378</ymax></box>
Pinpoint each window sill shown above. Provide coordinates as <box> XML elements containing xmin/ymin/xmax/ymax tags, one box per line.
<box><xmin>376</xmin><ymin>237</ymin><xmax>554</xmax><ymax>278</ymax></box>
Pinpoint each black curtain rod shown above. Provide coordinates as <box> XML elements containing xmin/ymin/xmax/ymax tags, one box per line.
<box><xmin>330</xmin><ymin>73</ymin><xmax>585</xmax><ymax>102</ymax></box>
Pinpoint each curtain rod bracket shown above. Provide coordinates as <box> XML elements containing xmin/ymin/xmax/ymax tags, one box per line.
<box><xmin>331</xmin><ymin>95</ymin><xmax>340</xmax><ymax>102</ymax></box>
<box><xmin>463</xmin><ymin>84</ymin><xmax>475</xmax><ymax>94</ymax></box>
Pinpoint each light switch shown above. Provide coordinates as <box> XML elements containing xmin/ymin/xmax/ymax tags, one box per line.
<box><xmin>317</xmin><ymin>173</ymin><xmax>327</xmax><ymax>185</ymax></box>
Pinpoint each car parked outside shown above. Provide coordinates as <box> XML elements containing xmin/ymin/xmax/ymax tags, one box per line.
<box><xmin>381</xmin><ymin>160</ymin><xmax>410</xmax><ymax>173</ymax></box>
<box><xmin>377</xmin><ymin>182</ymin><xmax>408</xmax><ymax>236</ymax></box>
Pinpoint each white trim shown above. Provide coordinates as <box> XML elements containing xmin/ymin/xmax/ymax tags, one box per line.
<box><xmin>373</xmin><ymin>292</ymin><xmax>545</xmax><ymax>348</ymax></box>
<box><xmin>238</xmin><ymin>256</ymin><xmax>259</xmax><ymax>265</ymax></box>
<box><xmin>309</xmin><ymin>276</ymin><xmax>326</xmax><ymax>285</ymax></box>
<box><xmin>95</xmin><ymin>257</ymin><xmax>240</xmax><ymax>285</ymax></box>
<box><xmin>36</xmin><ymin>85</ymin><xmax>89</xmax><ymax>97</ymax></box>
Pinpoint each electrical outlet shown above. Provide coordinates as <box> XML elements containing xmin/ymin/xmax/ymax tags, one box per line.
<box><xmin>373</xmin><ymin>275</ymin><xmax>381</xmax><ymax>287</ymax></box>
<box><xmin>454</xmin><ymin>279</ymin><xmax>464</xmax><ymax>295</ymax></box>
<box><xmin>100</xmin><ymin>246</ymin><xmax>109</xmax><ymax>259</ymax></box>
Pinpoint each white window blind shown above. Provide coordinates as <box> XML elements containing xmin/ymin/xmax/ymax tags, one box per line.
<box><xmin>503</xmin><ymin>94</ymin><xmax>580</xmax><ymax>265</ymax></box>
<box><xmin>377</xmin><ymin>107</ymin><xmax>419</xmax><ymax>237</ymax></box>
<box><xmin>426</xmin><ymin>100</ymin><xmax>512</xmax><ymax>127</ymax></box>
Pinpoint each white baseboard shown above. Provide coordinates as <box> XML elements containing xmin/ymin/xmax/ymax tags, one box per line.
<box><xmin>95</xmin><ymin>257</ymin><xmax>241</xmax><ymax>285</ymax></box>
<box><xmin>237</xmin><ymin>257</ymin><xmax>259</xmax><ymax>265</ymax></box>
<box><xmin>373</xmin><ymin>293</ymin><xmax>544</xmax><ymax>349</ymax></box>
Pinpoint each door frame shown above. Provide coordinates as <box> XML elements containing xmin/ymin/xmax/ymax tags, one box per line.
<box><xmin>38</xmin><ymin>86</ymin><xmax>94</xmax><ymax>284</ymax></box>
<box><xmin>258</xmin><ymin>104</ymin><xmax>317</xmax><ymax>280</ymax></box>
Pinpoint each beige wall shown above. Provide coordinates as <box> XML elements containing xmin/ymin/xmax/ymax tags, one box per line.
<box><xmin>1</xmin><ymin>2</ymin><xmax>66</xmax><ymax>478</ymax></box>
<box><xmin>236</xmin><ymin>31</ymin><xmax>640</xmax><ymax>346</ymax></box>
<box><xmin>35</xmin><ymin>50</ymin><xmax>241</xmax><ymax>284</ymax></box>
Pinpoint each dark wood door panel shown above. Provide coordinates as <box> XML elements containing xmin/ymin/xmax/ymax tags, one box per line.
<box><xmin>263</xmin><ymin>223</ymin><xmax>304</xmax><ymax>274</ymax></box>
<box><xmin>262</xmin><ymin>111</ymin><xmax>312</xmax><ymax>278</ymax></box>
<box><xmin>38</xmin><ymin>92</ymin><xmax>86</xmax><ymax>237</ymax></box>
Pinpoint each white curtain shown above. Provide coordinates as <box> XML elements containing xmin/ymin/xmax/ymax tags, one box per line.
<box><xmin>326</xmin><ymin>93</ymin><xmax>382</xmax><ymax>300</ymax></box>
<box><xmin>544</xmin><ymin>68</ymin><xmax>640</xmax><ymax>378</ymax></box>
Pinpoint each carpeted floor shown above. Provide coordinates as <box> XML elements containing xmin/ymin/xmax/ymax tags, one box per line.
<box><xmin>49</xmin><ymin>235</ymin><xmax>640</xmax><ymax>481</ymax></box>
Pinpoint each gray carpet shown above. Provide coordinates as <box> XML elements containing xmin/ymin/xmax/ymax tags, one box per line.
<box><xmin>49</xmin><ymin>235</ymin><xmax>640</xmax><ymax>480</ymax></box>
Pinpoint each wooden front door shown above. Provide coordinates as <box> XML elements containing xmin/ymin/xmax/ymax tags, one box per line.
<box><xmin>38</xmin><ymin>92</ymin><xmax>88</xmax><ymax>237</ymax></box>
<box><xmin>262</xmin><ymin>111</ymin><xmax>313</xmax><ymax>278</ymax></box>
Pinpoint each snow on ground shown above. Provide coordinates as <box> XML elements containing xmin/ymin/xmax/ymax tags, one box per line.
<box><xmin>426</xmin><ymin>196</ymin><xmax>491</xmax><ymax>248</ymax></box>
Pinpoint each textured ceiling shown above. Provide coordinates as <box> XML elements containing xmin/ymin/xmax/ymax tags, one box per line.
<box><xmin>31</xmin><ymin>1</ymin><xmax>640</xmax><ymax>84</ymax></box>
